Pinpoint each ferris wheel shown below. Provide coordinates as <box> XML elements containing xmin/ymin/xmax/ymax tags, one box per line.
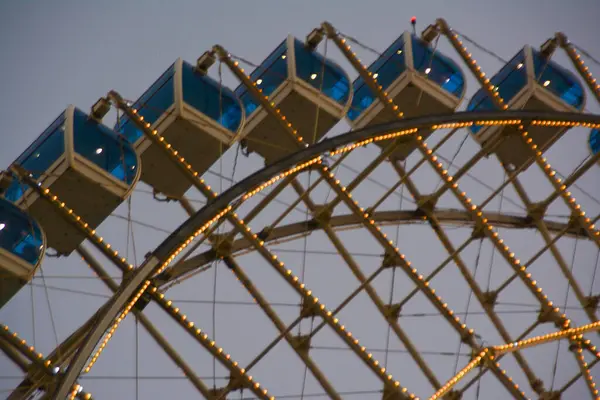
<box><xmin>1</xmin><ymin>16</ymin><xmax>600</xmax><ymax>400</ymax></box>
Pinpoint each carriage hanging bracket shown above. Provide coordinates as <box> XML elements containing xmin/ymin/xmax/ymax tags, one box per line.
<box><xmin>195</xmin><ymin>50</ymin><xmax>216</xmax><ymax>75</ymax></box>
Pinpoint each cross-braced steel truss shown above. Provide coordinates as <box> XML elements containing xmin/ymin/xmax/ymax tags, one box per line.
<box><xmin>2</xmin><ymin>18</ymin><xmax>600</xmax><ymax>400</ymax></box>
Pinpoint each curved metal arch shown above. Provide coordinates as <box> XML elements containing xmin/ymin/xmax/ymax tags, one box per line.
<box><xmin>50</xmin><ymin>110</ymin><xmax>600</xmax><ymax>398</ymax></box>
<box><xmin>158</xmin><ymin>208</ymin><xmax>586</xmax><ymax>285</ymax></box>
<box><xmin>154</xmin><ymin>109</ymin><xmax>600</xmax><ymax>259</ymax></box>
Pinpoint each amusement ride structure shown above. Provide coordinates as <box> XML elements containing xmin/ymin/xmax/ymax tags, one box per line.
<box><xmin>1</xmin><ymin>16</ymin><xmax>600</xmax><ymax>399</ymax></box>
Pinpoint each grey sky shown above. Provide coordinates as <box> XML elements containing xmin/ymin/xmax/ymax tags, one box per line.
<box><xmin>1</xmin><ymin>1</ymin><xmax>600</xmax><ymax>399</ymax></box>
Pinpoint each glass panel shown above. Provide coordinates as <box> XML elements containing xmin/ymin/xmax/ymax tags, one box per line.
<box><xmin>411</xmin><ymin>35</ymin><xmax>464</xmax><ymax>97</ymax></box>
<box><xmin>3</xmin><ymin>113</ymin><xmax>66</xmax><ymax>202</ymax></box>
<box><xmin>73</xmin><ymin>108</ymin><xmax>138</xmax><ymax>184</ymax></box>
<box><xmin>348</xmin><ymin>36</ymin><xmax>407</xmax><ymax>121</ymax></box>
<box><xmin>1</xmin><ymin>177</ymin><xmax>25</xmax><ymax>203</ymax></box>
<box><xmin>293</xmin><ymin>39</ymin><xmax>350</xmax><ymax>105</ymax></box>
<box><xmin>116</xmin><ymin>64</ymin><xmax>176</xmax><ymax>142</ymax></box>
<box><xmin>532</xmin><ymin>50</ymin><xmax>585</xmax><ymax>110</ymax></box>
<box><xmin>234</xmin><ymin>40</ymin><xmax>288</xmax><ymax>117</ymax></box>
<box><xmin>181</xmin><ymin>61</ymin><xmax>242</xmax><ymax>131</ymax></box>
<box><xmin>0</xmin><ymin>200</ymin><xmax>43</xmax><ymax>265</ymax></box>
<box><xmin>590</xmin><ymin>129</ymin><xmax>600</xmax><ymax>155</ymax></box>
<box><xmin>468</xmin><ymin>50</ymin><xmax>527</xmax><ymax>133</ymax></box>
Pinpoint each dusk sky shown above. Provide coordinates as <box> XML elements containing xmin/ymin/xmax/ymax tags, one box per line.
<box><xmin>1</xmin><ymin>1</ymin><xmax>600</xmax><ymax>399</ymax></box>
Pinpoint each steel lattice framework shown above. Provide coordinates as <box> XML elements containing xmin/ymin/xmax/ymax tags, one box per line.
<box><xmin>2</xmin><ymin>18</ymin><xmax>600</xmax><ymax>400</ymax></box>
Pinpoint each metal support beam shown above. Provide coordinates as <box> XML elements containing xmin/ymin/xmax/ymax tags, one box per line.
<box><xmin>290</xmin><ymin>178</ymin><xmax>443</xmax><ymax>391</ymax></box>
<box><xmin>76</xmin><ymin>245</ymin><xmax>214</xmax><ymax>399</ymax></box>
<box><xmin>178</xmin><ymin>202</ymin><xmax>341</xmax><ymax>400</ymax></box>
<box><xmin>509</xmin><ymin>175</ymin><xmax>598</xmax><ymax>324</ymax></box>
<box><xmin>391</xmin><ymin>161</ymin><xmax>543</xmax><ymax>393</ymax></box>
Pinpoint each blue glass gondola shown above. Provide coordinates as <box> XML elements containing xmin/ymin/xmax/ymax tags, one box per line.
<box><xmin>590</xmin><ymin>129</ymin><xmax>600</xmax><ymax>159</ymax></box>
<box><xmin>468</xmin><ymin>46</ymin><xmax>585</xmax><ymax>169</ymax></box>
<box><xmin>235</xmin><ymin>35</ymin><xmax>352</xmax><ymax>163</ymax></box>
<box><xmin>0</xmin><ymin>106</ymin><xmax>140</xmax><ymax>255</ymax></box>
<box><xmin>348</xmin><ymin>31</ymin><xmax>466</xmax><ymax>161</ymax></box>
<box><xmin>116</xmin><ymin>59</ymin><xmax>244</xmax><ymax>198</ymax></box>
<box><xmin>0</xmin><ymin>198</ymin><xmax>45</xmax><ymax>306</ymax></box>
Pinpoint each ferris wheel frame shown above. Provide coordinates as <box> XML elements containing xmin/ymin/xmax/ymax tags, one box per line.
<box><xmin>23</xmin><ymin>109</ymin><xmax>597</xmax><ymax>399</ymax></box>
<box><xmin>4</xmin><ymin>16</ymin><xmax>600</xmax><ymax>399</ymax></box>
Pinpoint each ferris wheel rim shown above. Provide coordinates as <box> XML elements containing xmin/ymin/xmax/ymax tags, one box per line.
<box><xmin>160</xmin><ymin>207</ymin><xmax>589</xmax><ymax>286</ymax></box>
<box><xmin>154</xmin><ymin>109</ymin><xmax>600</xmax><ymax>259</ymax></box>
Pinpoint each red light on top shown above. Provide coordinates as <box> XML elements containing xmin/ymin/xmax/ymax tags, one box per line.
<box><xmin>410</xmin><ymin>16</ymin><xmax>417</xmax><ymax>24</ymax></box>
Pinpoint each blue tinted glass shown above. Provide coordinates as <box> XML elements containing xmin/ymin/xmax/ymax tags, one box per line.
<box><xmin>293</xmin><ymin>39</ymin><xmax>350</xmax><ymax>105</ymax></box>
<box><xmin>348</xmin><ymin>36</ymin><xmax>406</xmax><ymax>121</ymax></box>
<box><xmin>3</xmin><ymin>178</ymin><xmax>25</xmax><ymax>204</ymax></box>
<box><xmin>234</xmin><ymin>41</ymin><xmax>288</xmax><ymax>117</ymax></box>
<box><xmin>0</xmin><ymin>199</ymin><xmax>43</xmax><ymax>265</ymax></box>
<box><xmin>468</xmin><ymin>50</ymin><xmax>527</xmax><ymax>133</ymax></box>
<box><xmin>4</xmin><ymin>113</ymin><xmax>66</xmax><ymax>202</ymax></box>
<box><xmin>73</xmin><ymin>109</ymin><xmax>138</xmax><ymax>184</ymax></box>
<box><xmin>116</xmin><ymin>64</ymin><xmax>176</xmax><ymax>142</ymax></box>
<box><xmin>532</xmin><ymin>50</ymin><xmax>585</xmax><ymax>110</ymax></box>
<box><xmin>181</xmin><ymin>62</ymin><xmax>242</xmax><ymax>131</ymax></box>
<box><xmin>411</xmin><ymin>35</ymin><xmax>464</xmax><ymax>97</ymax></box>
<box><xmin>590</xmin><ymin>129</ymin><xmax>600</xmax><ymax>155</ymax></box>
